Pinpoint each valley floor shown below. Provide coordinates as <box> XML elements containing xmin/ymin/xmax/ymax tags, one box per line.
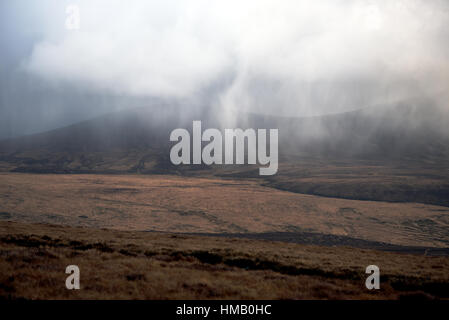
<box><xmin>1</xmin><ymin>173</ymin><xmax>448</xmax><ymax>299</ymax></box>
<box><xmin>0</xmin><ymin>173</ymin><xmax>448</xmax><ymax>247</ymax></box>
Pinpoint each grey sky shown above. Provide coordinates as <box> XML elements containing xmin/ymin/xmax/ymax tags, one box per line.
<box><xmin>1</xmin><ymin>0</ymin><xmax>448</xmax><ymax>139</ymax></box>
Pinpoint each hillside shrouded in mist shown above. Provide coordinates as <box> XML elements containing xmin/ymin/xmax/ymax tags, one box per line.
<box><xmin>1</xmin><ymin>0</ymin><xmax>449</xmax><ymax>139</ymax></box>
<box><xmin>1</xmin><ymin>0</ymin><xmax>449</xmax><ymax>207</ymax></box>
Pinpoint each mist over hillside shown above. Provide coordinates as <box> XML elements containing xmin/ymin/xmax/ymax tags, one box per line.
<box><xmin>2</xmin><ymin>1</ymin><xmax>449</xmax><ymax>140</ymax></box>
<box><xmin>1</xmin><ymin>99</ymin><xmax>448</xmax><ymax>159</ymax></box>
<box><xmin>3</xmin><ymin>99</ymin><xmax>449</xmax><ymax>208</ymax></box>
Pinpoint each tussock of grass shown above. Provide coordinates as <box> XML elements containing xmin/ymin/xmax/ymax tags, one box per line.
<box><xmin>0</xmin><ymin>221</ymin><xmax>448</xmax><ymax>300</ymax></box>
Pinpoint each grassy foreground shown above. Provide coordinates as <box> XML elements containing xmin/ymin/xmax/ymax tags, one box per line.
<box><xmin>0</xmin><ymin>221</ymin><xmax>448</xmax><ymax>300</ymax></box>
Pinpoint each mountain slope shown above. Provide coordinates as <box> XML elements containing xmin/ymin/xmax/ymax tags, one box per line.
<box><xmin>1</xmin><ymin>101</ymin><xmax>449</xmax><ymax>206</ymax></box>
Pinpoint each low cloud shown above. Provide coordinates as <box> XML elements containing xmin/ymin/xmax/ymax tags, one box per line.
<box><xmin>23</xmin><ymin>0</ymin><xmax>449</xmax><ymax>117</ymax></box>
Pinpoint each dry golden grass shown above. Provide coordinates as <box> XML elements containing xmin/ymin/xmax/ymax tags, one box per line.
<box><xmin>0</xmin><ymin>221</ymin><xmax>448</xmax><ymax>300</ymax></box>
<box><xmin>0</xmin><ymin>173</ymin><xmax>448</xmax><ymax>247</ymax></box>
